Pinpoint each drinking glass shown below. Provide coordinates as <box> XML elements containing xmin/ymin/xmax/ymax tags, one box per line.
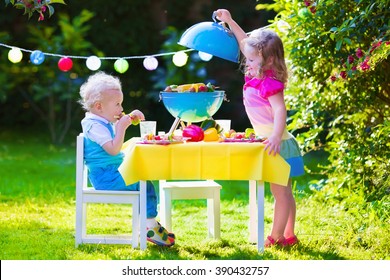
<box><xmin>140</xmin><ymin>121</ymin><xmax>156</xmax><ymax>138</ymax></box>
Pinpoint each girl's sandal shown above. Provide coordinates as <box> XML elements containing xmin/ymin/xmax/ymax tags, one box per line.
<box><xmin>264</xmin><ymin>235</ymin><xmax>286</xmax><ymax>247</ymax></box>
<box><xmin>285</xmin><ymin>235</ymin><xmax>299</xmax><ymax>246</ymax></box>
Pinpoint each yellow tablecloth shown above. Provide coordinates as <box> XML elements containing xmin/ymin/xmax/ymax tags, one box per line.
<box><xmin>119</xmin><ymin>138</ymin><xmax>290</xmax><ymax>186</ymax></box>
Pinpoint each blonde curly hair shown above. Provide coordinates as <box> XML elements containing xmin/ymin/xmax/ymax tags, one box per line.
<box><xmin>242</xmin><ymin>29</ymin><xmax>288</xmax><ymax>84</ymax></box>
<box><xmin>79</xmin><ymin>72</ymin><xmax>122</xmax><ymax>111</ymax></box>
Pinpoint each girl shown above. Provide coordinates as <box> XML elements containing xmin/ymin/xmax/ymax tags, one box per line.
<box><xmin>216</xmin><ymin>9</ymin><xmax>304</xmax><ymax>247</ymax></box>
<box><xmin>79</xmin><ymin>71</ymin><xmax>175</xmax><ymax>247</ymax></box>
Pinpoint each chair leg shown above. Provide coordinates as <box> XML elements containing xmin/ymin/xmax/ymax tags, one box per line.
<box><xmin>82</xmin><ymin>203</ymin><xmax>87</xmax><ymax>240</ymax></box>
<box><xmin>214</xmin><ymin>189</ymin><xmax>221</xmax><ymax>239</ymax></box>
<box><xmin>132</xmin><ymin>203</ymin><xmax>139</xmax><ymax>248</ymax></box>
<box><xmin>139</xmin><ymin>181</ymin><xmax>147</xmax><ymax>250</ymax></box>
<box><xmin>249</xmin><ymin>180</ymin><xmax>257</xmax><ymax>243</ymax></box>
<box><xmin>207</xmin><ymin>189</ymin><xmax>221</xmax><ymax>239</ymax></box>
<box><xmin>75</xmin><ymin>200</ymin><xmax>83</xmax><ymax>247</ymax></box>
<box><xmin>131</xmin><ymin>199</ymin><xmax>139</xmax><ymax>248</ymax></box>
<box><xmin>159</xmin><ymin>184</ymin><xmax>166</xmax><ymax>226</ymax></box>
<box><xmin>160</xmin><ymin>189</ymin><xmax>173</xmax><ymax>232</ymax></box>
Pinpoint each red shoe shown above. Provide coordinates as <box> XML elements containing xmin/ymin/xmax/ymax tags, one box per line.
<box><xmin>265</xmin><ymin>235</ymin><xmax>286</xmax><ymax>247</ymax></box>
<box><xmin>285</xmin><ymin>235</ymin><xmax>299</xmax><ymax>246</ymax></box>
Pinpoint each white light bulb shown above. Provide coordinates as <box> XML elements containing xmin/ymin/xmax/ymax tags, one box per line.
<box><xmin>8</xmin><ymin>48</ymin><xmax>23</xmax><ymax>63</ymax></box>
<box><xmin>172</xmin><ymin>51</ymin><xmax>188</xmax><ymax>67</ymax></box>
<box><xmin>198</xmin><ymin>51</ymin><xmax>213</xmax><ymax>61</ymax></box>
<box><xmin>86</xmin><ymin>56</ymin><xmax>101</xmax><ymax>71</ymax></box>
<box><xmin>143</xmin><ymin>56</ymin><xmax>158</xmax><ymax>71</ymax></box>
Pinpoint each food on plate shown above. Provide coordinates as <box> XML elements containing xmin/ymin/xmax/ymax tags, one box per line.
<box><xmin>182</xmin><ymin>124</ymin><xmax>204</xmax><ymax>142</ymax></box>
<box><xmin>139</xmin><ymin>133</ymin><xmax>185</xmax><ymax>145</ymax></box>
<box><xmin>163</xmin><ymin>82</ymin><xmax>217</xmax><ymax>93</ymax></box>
<box><xmin>245</xmin><ymin>128</ymin><xmax>256</xmax><ymax>139</ymax></box>
<box><xmin>200</xmin><ymin>119</ymin><xmax>222</xmax><ymax>134</ymax></box>
<box><xmin>203</xmin><ymin>127</ymin><xmax>219</xmax><ymax>142</ymax></box>
<box><xmin>230</xmin><ymin>132</ymin><xmax>245</xmax><ymax>139</ymax></box>
<box><xmin>221</xmin><ymin>128</ymin><xmax>266</xmax><ymax>142</ymax></box>
<box><xmin>223</xmin><ymin>129</ymin><xmax>235</xmax><ymax>138</ymax></box>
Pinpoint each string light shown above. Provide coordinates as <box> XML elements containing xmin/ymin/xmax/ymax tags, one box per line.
<box><xmin>143</xmin><ymin>56</ymin><xmax>158</xmax><ymax>71</ymax></box>
<box><xmin>58</xmin><ymin>57</ymin><xmax>73</xmax><ymax>72</ymax></box>
<box><xmin>8</xmin><ymin>47</ymin><xmax>23</xmax><ymax>63</ymax></box>
<box><xmin>114</xmin><ymin>58</ymin><xmax>129</xmax><ymax>73</ymax></box>
<box><xmin>0</xmin><ymin>42</ymin><xmax>195</xmax><ymax>71</ymax></box>
<box><xmin>0</xmin><ymin>20</ymin><xmax>282</xmax><ymax>70</ymax></box>
<box><xmin>30</xmin><ymin>50</ymin><xmax>45</xmax><ymax>65</ymax></box>
<box><xmin>86</xmin><ymin>55</ymin><xmax>101</xmax><ymax>71</ymax></box>
<box><xmin>172</xmin><ymin>51</ymin><xmax>188</xmax><ymax>67</ymax></box>
<box><xmin>198</xmin><ymin>51</ymin><xmax>213</xmax><ymax>61</ymax></box>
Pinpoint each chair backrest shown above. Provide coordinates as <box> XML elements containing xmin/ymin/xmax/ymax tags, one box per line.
<box><xmin>76</xmin><ymin>133</ymin><xmax>89</xmax><ymax>194</ymax></box>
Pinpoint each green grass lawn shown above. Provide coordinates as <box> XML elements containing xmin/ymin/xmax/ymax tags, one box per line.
<box><xmin>0</xmin><ymin>130</ymin><xmax>389</xmax><ymax>260</ymax></box>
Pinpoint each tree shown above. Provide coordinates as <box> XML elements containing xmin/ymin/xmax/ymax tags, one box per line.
<box><xmin>0</xmin><ymin>10</ymin><xmax>98</xmax><ymax>144</ymax></box>
<box><xmin>1</xmin><ymin>0</ymin><xmax>266</xmax><ymax>141</ymax></box>
<box><xmin>259</xmin><ymin>0</ymin><xmax>389</xmax><ymax>200</ymax></box>
<box><xmin>4</xmin><ymin>0</ymin><xmax>66</xmax><ymax>21</ymax></box>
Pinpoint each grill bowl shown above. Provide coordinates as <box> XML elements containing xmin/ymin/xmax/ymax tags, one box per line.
<box><xmin>160</xmin><ymin>91</ymin><xmax>225</xmax><ymax>123</ymax></box>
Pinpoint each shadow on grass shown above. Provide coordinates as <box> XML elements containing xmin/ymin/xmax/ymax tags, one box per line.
<box><xmin>282</xmin><ymin>243</ymin><xmax>345</xmax><ymax>260</ymax></box>
<box><xmin>74</xmin><ymin>239</ymin><xmax>345</xmax><ymax>260</ymax></box>
<box><xmin>0</xmin><ymin>215</ymin><xmax>345</xmax><ymax>260</ymax></box>
<box><xmin>76</xmin><ymin>239</ymin><xmax>274</xmax><ymax>260</ymax></box>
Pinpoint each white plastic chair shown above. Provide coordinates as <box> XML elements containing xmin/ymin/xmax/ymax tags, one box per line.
<box><xmin>75</xmin><ymin>133</ymin><xmax>144</xmax><ymax>248</ymax></box>
<box><xmin>159</xmin><ymin>180</ymin><xmax>222</xmax><ymax>238</ymax></box>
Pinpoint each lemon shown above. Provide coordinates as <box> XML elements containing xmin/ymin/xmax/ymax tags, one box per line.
<box><xmin>203</xmin><ymin>128</ymin><xmax>219</xmax><ymax>142</ymax></box>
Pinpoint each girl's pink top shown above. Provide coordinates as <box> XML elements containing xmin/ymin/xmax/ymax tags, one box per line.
<box><xmin>243</xmin><ymin>71</ymin><xmax>287</xmax><ymax>137</ymax></box>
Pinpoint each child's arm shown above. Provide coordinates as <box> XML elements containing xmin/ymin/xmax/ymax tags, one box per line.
<box><xmin>264</xmin><ymin>92</ymin><xmax>287</xmax><ymax>156</ymax></box>
<box><xmin>215</xmin><ymin>9</ymin><xmax>248</xmax><ymax>53</ymax></box>
<box><xmin>102</xmin><ymin>110</ymin><xmax>145</xmax><ymax>155</ymax></box>
<box><xmin>102</xmin><ymin>115</ymin><xmax>132</xmax><ymax>155</ymax></box>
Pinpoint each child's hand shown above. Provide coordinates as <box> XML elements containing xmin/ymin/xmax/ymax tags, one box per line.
<box><xmin>215</xmin><ymin>9</ymin><xmax>233</xmax><ymax>23</ymax></box>
<box><xmin>115</xmin><ymin>114</ymin><xmax>132</xmax><ymax>131</ymax></box>
<box><xmin>129</xmin><ymin>109</ymin><xmax>145</xmax><ymax>125</ymax></box>
<box><xmin>263</xmin><ymin>135</ymin><xmax>281</xmax><ymax>156</ymax></box>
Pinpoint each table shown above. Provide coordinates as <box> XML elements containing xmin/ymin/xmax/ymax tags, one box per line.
<box><xmin>119</xmin><ymin>138</ymin><xmax>290</xmax><ymax>251</ymax></box>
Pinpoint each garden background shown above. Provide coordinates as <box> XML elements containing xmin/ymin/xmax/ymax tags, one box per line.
<box><xmin>0</xmin><ymin>0</ymin><xmax>389</xmax><ymax>260</ymax></box>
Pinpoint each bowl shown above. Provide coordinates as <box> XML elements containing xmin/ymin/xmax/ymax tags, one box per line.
<box><xmin>178</xmin><ymin>13</ymin><xmax>240</xmax><ymax>63</ymax></box>
<box><xmin>160</xmin><ymin>91</ymin><xmax>225</xmax><ymax>123</ymax></box>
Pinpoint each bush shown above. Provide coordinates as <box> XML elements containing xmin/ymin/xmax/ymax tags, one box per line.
<box><xmin>259</xmin><ymin>0</ymin><xmax>390</xmax><ymax>201</ymax></box>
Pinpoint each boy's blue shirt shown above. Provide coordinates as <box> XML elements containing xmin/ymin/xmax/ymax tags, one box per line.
<box><xmin>81</xmin><ymin>115</ymin><xmax>124</xmax><ymax>170</ymax></box>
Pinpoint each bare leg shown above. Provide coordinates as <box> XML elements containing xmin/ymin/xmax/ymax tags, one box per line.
<box><xmin>283</xmin><ymin>184</ymin><xmax>296</xmax><ymax>238</ymax></box>
<box><xmin>265</xmin><ymin>179</ymin><xmax>296</xmax><ymax>245</ymax></box>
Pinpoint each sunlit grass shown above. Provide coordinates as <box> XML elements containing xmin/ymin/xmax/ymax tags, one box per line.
<box><xmin>0</xmin><ymin>130</ymin><xmax>389</xmax><ymax>260</ymax></box>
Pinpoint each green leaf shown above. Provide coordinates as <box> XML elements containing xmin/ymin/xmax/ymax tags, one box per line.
<box><xmin>14</xmin><ymin>3</ymin><xmax>25</xmax><ymax>9</ymax></box>
<box><xmin>48</xmin><ymin>0</ymin><xmax>66</xmax><ymax>4</ymax></box>
<box><xmin>48</xmin><ymin>5</ymin><xmax>55</xmax><ymax>17</ymax></box>
<box><xmin>336</xmin><ymin>40</ymin><xmax>343</xmax><ymax>51</ymax></box>
<box><xmin>344</xmin><ymin>38</ymin><xmax>352</xmax><ymax>45</ymax></box>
